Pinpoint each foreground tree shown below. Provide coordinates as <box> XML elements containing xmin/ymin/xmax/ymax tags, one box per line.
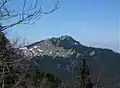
<box><xmin>0</xmin><ymin>0</ymin><xmax>59</xmax><ymax>88</ymax></box>
<box><xmin>76</xmin><ymin>59</ymin><xmax>93</xmax><ymax>88</ymax></box>
<box><xmin>0</xmin><ymin>27</ymin><xmax>23</xmax><ymax>88</ymax></box>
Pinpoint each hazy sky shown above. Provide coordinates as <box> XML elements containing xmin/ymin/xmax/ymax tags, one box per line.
<box><xmin>7</xmin><ymin>0</ymin><xmax>119</xmax><ymax>52</ymax></box>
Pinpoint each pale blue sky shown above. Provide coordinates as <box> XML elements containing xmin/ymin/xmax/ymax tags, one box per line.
<box><xmin>7</xmin><ymin>0</ymin><xmax>119</xmax><ymax>52</ymax></box>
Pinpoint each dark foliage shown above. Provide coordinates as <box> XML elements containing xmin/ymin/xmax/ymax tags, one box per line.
<box><xmin>76</xmin><ymin>59</ymin><xmax>93</xmax><ymax>88</ymax></box>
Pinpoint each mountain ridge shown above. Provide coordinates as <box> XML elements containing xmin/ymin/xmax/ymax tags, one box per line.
<box><xmin>27</xmin><ymin>35</ymin><xmax>119</xmax><ymax>53</ymax></box>
<box><xmin>21</xmin><ymin>35</ymin><xmax>119</xmax><ymax>57</ymax></box>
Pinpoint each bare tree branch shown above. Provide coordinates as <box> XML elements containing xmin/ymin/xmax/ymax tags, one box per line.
<box><xmin>0</xmin><ymin>0</ymin><xmax>59</xmax><ymax>31</ymax></box>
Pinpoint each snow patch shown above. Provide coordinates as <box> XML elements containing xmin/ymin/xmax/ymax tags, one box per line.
<box><xmin>34</xmin><ymin>46</ymin><xmax>38</xmax><ymax>48</ymax></box>
<box><xmin>29</xmin><ymin>48</ymin><xmax>33</xmax><ymax>51</ymax></box>
<box><xmin>37</xmin><ymin>49</ymin><xmax>43</xmax><ymax>52</ymax></box>
<box><xmin>75</xmin><ymin>43</ymin><xmax>77</xmax><ymax>45</ymax></box>
<box><xmin>89</xmin><ymin>51</ymin><xmax>95</xmax><ymax>56</ymax></box>
<box><xmin>20</xmin><ymin>47</ymin><xmax>28</xmax><ymax>50</ymax></box>
<box><xmin>50</xmin><ymin>52</ymin><xmax>52</xmax><ymax>54</ymax></box>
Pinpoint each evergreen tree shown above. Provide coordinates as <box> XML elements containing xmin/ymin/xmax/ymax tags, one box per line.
<box><xmin>76</xmin><ymin>59</ymin><xmax>93</xmax><ymax>88</ymax></box>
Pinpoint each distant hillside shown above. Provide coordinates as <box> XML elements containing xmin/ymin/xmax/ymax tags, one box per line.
<box><xmin>20</xmin><ymin>35</ymin><xmax>120</xmax><ymax>88</ymax></box>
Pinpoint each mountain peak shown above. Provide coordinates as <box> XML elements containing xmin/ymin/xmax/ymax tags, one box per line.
<box><xmin>21</xmin><ymin>35</ymin><xmax>82</xmax><ymax>58</ymax></box>
<box><xmin>59</xmin><ymin>35</ymin><xmax>80</xmax><ymax>46</ymax></box>
<box><xmin>60</xmin><ymin>35</ymin><xmax>74</xmax><ymax>41</ymax></box>
<box><xmin>49</xmin><ymin>35</ymin><xmax>80</xmax><ymax>47</ymax></box>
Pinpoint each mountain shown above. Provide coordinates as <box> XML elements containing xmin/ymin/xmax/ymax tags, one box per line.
<box><xmin>20</xmin><ymin>35</ymin><xmax>120</xmax><ymax>88</ymax></box>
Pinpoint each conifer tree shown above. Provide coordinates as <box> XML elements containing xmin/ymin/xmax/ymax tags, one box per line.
<box><xmin>76</xmin><ymin>59</ymin><xmax>93</xmax><ymax>88</ymax></box>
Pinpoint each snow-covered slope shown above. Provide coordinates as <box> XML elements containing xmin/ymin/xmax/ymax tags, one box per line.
<box><xmin>20</xmin><ymin>35</ymin><xmax>83</xmax><ymax>58</ymax></box>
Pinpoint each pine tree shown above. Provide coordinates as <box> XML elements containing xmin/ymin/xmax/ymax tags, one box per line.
<box><xmin>76</xmin><ymin>59</ymin><xmax>93</xmax><ymax>88</ymax></box>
